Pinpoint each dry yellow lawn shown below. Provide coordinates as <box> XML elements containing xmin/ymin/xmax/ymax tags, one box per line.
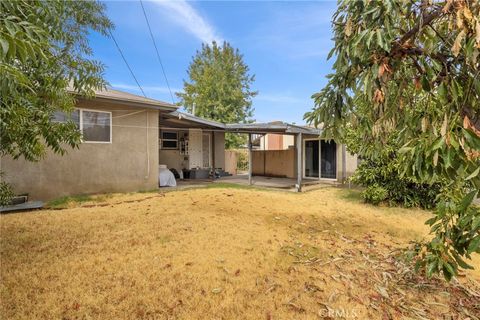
<box><xmin>1</xmin><ymin>187</ymin><xmax>479</xmax><ymax>319</ymax></box>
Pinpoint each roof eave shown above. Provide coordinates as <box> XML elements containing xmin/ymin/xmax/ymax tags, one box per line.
<box><xmin>169</xmin><ymin>111</ymin><xmax>226</xmax><ymax>129</ymax></box>
<box><xmin>78</xmin><ymin>95</ymin><xmax>178</xmax><ymax>112</ymax></box>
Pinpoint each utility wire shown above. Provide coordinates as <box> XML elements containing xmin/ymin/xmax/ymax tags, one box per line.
<box><xmin>139</xmin><ymin>0</ymin><xmax>175</xmax><ymax>104</ymax></box>
<box><xmin>109</xmin><ymin>29</ymin><xmax>147</xmax><ymax>98</ymax></box>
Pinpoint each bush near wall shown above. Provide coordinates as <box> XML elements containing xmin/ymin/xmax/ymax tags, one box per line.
<box><xmin>0</xmin><ymin>173</ymin><xmax>14</xmax><ymax>206</ymax></box>
<box><xmin>344</xmin><ymin>127</ymin><xmax>444</xmax><ymax>210</ymax></box>
<box><xmin>228</xmin><ymin>149</ymin><xmax>249</xmax><ymax>173</ymax></box>
<box><xmin>350</xmin><ymin>156</ymin><xmax>442</xmax><ymax>209</ymax></box>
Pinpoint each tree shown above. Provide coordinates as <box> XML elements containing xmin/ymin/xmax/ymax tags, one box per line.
<box><xmin>305</xmin><ymin>0</ymin><xmax>480</xmax><ymax>280</ymax></box>
<box><xmin>176</xmin><ymin>41</ymin><xmax>257</xmax><ymax>148</ymax></box>
<box><xmin>0</xmin><ymin>0</ymin><xmax>112</xmax><ymax>161</ymax></box>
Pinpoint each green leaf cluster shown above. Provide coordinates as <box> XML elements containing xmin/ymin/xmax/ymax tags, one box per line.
<box><xmin>0</xmin><ymin>0</ymin><xmax>112</xmax><ymax>161</ymax></box>
<box><xmin>0</xmin><ymin>172</ymin><xmax>14</xmax><ymax>206</ymax></box>
<box><xmin>305</xmin><ymin>0</ymin><xmax>480</xmax><ymax>280</ymax></box>
<box><xmin>176</xmin><ymin>41</ymin><xmax>258</xmax><ymax>148</ymax></box>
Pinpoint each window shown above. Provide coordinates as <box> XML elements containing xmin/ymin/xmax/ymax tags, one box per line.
<box><xmin>82</xmin><ymin>110</ymin><xmax>111</xmax><ymax>143</ymax></box>
<box><xmin>161</xmin><ymin>131</ymin><xmax>178</xmax><ymax>149</ymax></box>
<box><xmin>53</xmin><ymin>109</ymin><xmax>80</xmax><ymax>128</ymax></box>
<box><xmin>53</xmin><ymin>108</ymin><xmax>112</xmax><ymax>143</ymax></box>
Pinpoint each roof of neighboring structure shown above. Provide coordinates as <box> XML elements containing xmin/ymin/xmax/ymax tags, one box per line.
<box><xmin>170</xmin><ymin>111</ymin><xmax>226</xmax><ymax>129</ymax></box>
<box><xmin>160</xmin><ymin>111</ymin><xmax>226</xmax><ymax>130</ymax></box>
<box><xmin>71</xmin><ymin>87</ymin><xmax>178</xmax><ymax>111</ymax></box>
<box><xmin>225</xmin><ymin>122</ymin><xmax>321</xmax><ymax>135</ymax></box>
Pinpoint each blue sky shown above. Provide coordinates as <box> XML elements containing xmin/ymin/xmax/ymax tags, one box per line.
<box><xmin>89</xmin><ymin>0</ymin><xmax>337</xmax><ymax>124</ymax></box>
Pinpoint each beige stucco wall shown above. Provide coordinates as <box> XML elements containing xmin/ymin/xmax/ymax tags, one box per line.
<box><xmin>252</xmin><ymin>149</ymin><xmax>295</xmax><ymax>178</ymax></box>
<box><xmin>224</xmin><ymin>150</ymin><xmax>237</xmax><ymax>175</ymax></box>
<box><xmin>1</xmin><ymin>100</ymin><xmax>159</xmax><ymax>200</ymax></box>
<box><xmin>158</xmin><ymin>150</ymin><xmax>187</xmax><ymax>172</ymax></box>
<box><xmin>344</xmin><ymin>150</ymin><xmax>358</xmax><ymax>179</ymax></box>
<box><xmin>214</xmin><ymin>132</ymin><xmax>225</xmax><ymax>169</ymax></box>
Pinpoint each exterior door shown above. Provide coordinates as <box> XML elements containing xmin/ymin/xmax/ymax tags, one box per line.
<box><xmin>188</xmin><ymin>129</ymin><xmax>203</xmax><ymax>169</ymax></box>
<box><xmin>320</xmin><ymin>140</ymin><xmax>337</xmax><ymax>179</ymax></box>
<box><xmin>202</xmin><ymin>133</ymin><xmax>211</xmax><ymax>168</ymax></box>
<box><xmin>304</xmin><ymin>140</ymin><xmax>319</xmax><ymax>178</ymax></box>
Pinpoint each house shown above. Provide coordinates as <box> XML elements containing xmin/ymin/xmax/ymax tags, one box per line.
<box><xmin>1</xmin><ymin>88</ymin><xmax>228</xmax><ymax>200</ymax></box>
<box><xmin>258</xmin><ymin>133</ymin><xmax>294</xmax><ymax>150</ymax></box>
<box><xmin>1</xmin><ymin>88</ymin><xmax>358</xmax><ymax>200</ymax></box>
<box><xmin>256</xmin><ymin>122</ymin><xmax>294</xmax><ymax>150</ymax></box>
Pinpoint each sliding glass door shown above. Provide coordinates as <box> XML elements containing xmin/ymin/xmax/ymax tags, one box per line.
<box><xmin>304</xmin><ymin>139</ymin><xmax>337</xmax><ymax>179</ymax></box>
<box><xmin>320</xmin><ymin>140</ymin><xmax>336</xmax><ymax>179</ymax></box>
<box><xmin>304</xmin><ymin>140</ymin><xmax>319</xmax><ymax>178</ymax></box>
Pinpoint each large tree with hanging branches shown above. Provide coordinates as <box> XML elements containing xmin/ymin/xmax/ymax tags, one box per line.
<box><xmin>305</xmin><ymin>0</ymin><xmax>479</xmax><ymax>280</ymax></box>
<box><xmin>0</xmin><ymin>0</ymin><xmax>112</xmax><ymax>161</ymax></box>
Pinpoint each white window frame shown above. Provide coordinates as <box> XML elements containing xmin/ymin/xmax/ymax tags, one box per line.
<box><xmin>53</xmin><ymin>108</ymin><xmax>112</xmax><ymax>144</ymax></box>
<box><xmin>79</xmin><ymin>108</ymin><xmax>112</xmax><ymax>144</ymax></box>
<box><xmin>161</xmin><ymin>130</ymin><xmax>178</xmax><ymax>150</ymax></box>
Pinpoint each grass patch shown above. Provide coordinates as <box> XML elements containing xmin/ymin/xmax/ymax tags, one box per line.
<box><xmin>338</xmin><ymin>188</ymin><xmax>364</xmax><ymax>203</ymax></box>
<box><xmin>47</xmin><ymin>194</ymin><xmax>93</xmax><ymax>208</ymax></box>
<box><xmin>46</xmin><ymin>193</ymin><xmax>113</xmax><ymax>209</ymax></box>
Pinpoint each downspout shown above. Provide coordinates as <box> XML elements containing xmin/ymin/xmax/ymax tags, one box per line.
<box><xmin>145</xmin><ymin>110</ymin><xmax>150</xmax><ymax>179</ymax></box>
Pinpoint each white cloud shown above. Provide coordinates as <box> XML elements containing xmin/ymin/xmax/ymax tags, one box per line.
<box><xmin>151</xmin><ymin>0</ymin><xmax>222</xmax><ymax>43</ymax></box>
<box><xmin>244</xmin><ymin>3</ymin><xmax>335</xmax><ymax>60</ymax></box>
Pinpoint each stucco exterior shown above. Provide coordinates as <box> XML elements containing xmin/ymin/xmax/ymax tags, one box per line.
<box><xmin>252</xmin><ymin>149</ymin><xmax>296</xmax><ymax>178</ymax></box>
<box><xmin>213</xmin><ymin>131</ymin><xmax>225</xmax><ymax>169</ymax></box>
<box><xmin>259</xmin><ymin>134</ymin><xmax>294</xmax><ymax>150</ymax></box>
<box><xmin>1</xmin><ymin>99</ymin><xmax>161</xmax><ymax>200</ymax></box>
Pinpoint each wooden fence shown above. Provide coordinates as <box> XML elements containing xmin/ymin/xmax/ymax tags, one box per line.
<box><xmin>252</xmin><ymin>149</ymin><xmax>295</xmax><ymax>178</ymax></box>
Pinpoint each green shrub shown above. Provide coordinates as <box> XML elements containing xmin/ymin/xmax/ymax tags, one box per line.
<box><xmin>0</xmin><ymin>179</ymin><xmax>14</xmax><ymax>206</ymax></box>
<box><xmin>362</xmin><ymin>184</ymin><xmax>388</xmax><ymax>205</ymax></box>
<box><xmin>344</xmin><ymin>127</ymin><xmax>447</xmax><ymax>209</ymax></box>
<box><xmin>232</xmin><ymin>149</ymin><xmax>249</xmax><ymax>172</ymax></box>
<box><xmin>351</xmin><ymin>159</ymin><xmax>438</xmax><ymax>208</ymax></box>
<box><xmin>350</xmin><ymin>157</ymin><xmax>442</xmax><ymax>209</ymax></box>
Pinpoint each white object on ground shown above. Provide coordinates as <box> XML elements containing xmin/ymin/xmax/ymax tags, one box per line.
<box><xmin>159</xmin><ymin>167</ymin><xmax>176</xmax><ymax>187</ymax></box>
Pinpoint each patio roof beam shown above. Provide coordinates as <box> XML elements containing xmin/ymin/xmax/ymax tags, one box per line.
<box><xmin>248</xmin><ymin>133</ymin><xmax>253</xmax><ymax>185</ymax></box>
<box><xmin>296</xmin><ymin>133</ymin><xmax>302</xmax><ymax>192</ymax></box>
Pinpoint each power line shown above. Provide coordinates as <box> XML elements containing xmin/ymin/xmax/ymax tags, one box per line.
<box><xmin>109</xmin><ymin>29</ymin><xmax>147</xmax><ymax>98</ymax></box>
<box><xmin>139</xmin><ymin>0</ymin><xmax>175</xmax><ymax>104</ymax></box>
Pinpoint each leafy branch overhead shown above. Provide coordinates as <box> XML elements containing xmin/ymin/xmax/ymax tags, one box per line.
<box><xmin>0</xmin><ymin>0</ymin><xmax>112</xmax><ymax>161</ymax></box>
<box><xmin>305</xmin><ymin>0</ymin><xmax>480</xmax><ymax>280</ymax></box>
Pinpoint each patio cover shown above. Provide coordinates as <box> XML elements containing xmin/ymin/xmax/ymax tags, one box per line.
<box><xmin>225</xmin><ymin>122</ymin><xmax>320</xmax><ymax>135</ymax></box>
<box><xmin>160</xmin><ymin>111</ymin><xmax>226</xmax><ymax>130</ymax></box>
<box><xmin>226</xmin><ymin>122</ymin><xmax>321</xmax><ymax>192</ymax></box>
<box><xmin>159</xmin><ymin>112</ymin><xmax>322</xmax><ymax>192</ymax></box>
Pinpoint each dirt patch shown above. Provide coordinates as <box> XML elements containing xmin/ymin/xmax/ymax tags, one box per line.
<box><xmin>1</xmin><ymin>187</ymin><xmax>479</xmax><ymax>319</ymax></box>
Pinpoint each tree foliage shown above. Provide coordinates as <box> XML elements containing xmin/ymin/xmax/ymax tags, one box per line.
<box><xmin>0</xmin><ymin>0</ymin><xmax>112</xmax><ymax>161</ymax></box>
<box><xmin>177</xmin><ymin>41</ymin><xmax>257</xmax><ymax>148</ymax></box>
<box><xmin>345</xmin><ymin>127</ymin><xmax>442</xmax><ymax>209</ymax></box>
<box><xmin>305</xmin><ymin>0</ymin><xmax>480</xmax><ymax>280</ymax></box>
